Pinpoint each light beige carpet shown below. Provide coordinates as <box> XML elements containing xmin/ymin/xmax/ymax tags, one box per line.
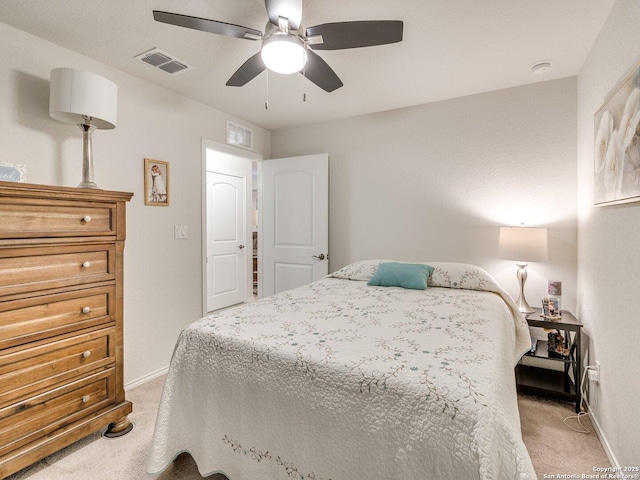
<box><xmin>7</xmin><ymin>375</ymin><xmax>610</xmax><ymax>480</ymax></box>
<box><xmin>518</xmin><ymin>393</ymin><xmax>611</xmax><ymax>478</ymax></box>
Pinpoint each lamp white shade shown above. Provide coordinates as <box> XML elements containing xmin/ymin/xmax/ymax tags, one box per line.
<box><xmin>499</xmin><ymin>226</ymin><xmax>548</xmax><ymax>263</ymax></box>
<box><xmin>49</xmin><ymin>68</ymin><xmax>117</xmax><ymax>129</ymax></box>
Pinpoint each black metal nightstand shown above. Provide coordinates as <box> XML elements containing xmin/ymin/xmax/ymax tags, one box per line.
<box><xmin>515</xmin><ymin>309</ymin><xmax>583</xmax><ymax>413</ymax></box>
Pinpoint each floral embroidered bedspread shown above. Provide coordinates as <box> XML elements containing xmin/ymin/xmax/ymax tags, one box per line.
<box><xmin>148</xmin><ymin>262</ymin><xmax>536</xmax><ymax>479</ymax></box>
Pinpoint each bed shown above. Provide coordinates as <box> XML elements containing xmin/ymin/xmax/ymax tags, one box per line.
<box><xmin>148</xmin><ymin>261</ymin><xmax>536</xmax><ymax>479</ymax></box>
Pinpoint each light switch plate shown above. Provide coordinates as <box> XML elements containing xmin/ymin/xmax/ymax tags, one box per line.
<box><xmin>174</xmin><ymin>225</ymin><xmax>188</xmax><ymax>239</ymax></box>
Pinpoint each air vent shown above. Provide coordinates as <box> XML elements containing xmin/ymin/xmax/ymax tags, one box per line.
<box><xmin>135</xmin><ymin>48</ymin><xmax>193</xmax><ymax>75</ymax></box>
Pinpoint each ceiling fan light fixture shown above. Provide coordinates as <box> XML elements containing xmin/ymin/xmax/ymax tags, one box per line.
<box><xmin>153</xmin><ymin>7</ymin><xmax>403</xmax><ymax>92</ymax></box>
<box><xmin>261</xmin><ymin>33</ymin><xmax>307</xmax><ymax>74</ymax></box>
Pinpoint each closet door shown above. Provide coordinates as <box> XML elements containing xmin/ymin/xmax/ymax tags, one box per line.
<box><xmin>206</xmin><ymin>170</ymin><xmax>248</xmax><ymax>312</ymax></box>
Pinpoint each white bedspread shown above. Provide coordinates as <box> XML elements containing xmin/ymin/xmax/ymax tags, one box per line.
<box><xmin>148</xmin><ymin>262</ymin><xmax>536</xmax><ymax>479</ymax></box>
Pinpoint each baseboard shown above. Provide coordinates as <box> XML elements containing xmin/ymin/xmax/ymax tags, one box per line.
<box><xmin>124</xmin><ymin>366</ymin><xmax>169</xmax><ymax>391</ymax></box>
<box><xmin>588</xmin><ymin>407</ymin><xmax>620</xmax><ymax>468</ymax></box>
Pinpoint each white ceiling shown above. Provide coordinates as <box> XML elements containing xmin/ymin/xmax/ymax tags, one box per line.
<box><xmin>0</xmin><ymin>0</ymin><xmax>615</xmax><ymax>131</ymax></box>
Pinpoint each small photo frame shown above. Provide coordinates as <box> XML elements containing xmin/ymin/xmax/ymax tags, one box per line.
<box><xmin>0</xmin><ymin>162</ymin><xmax>26</xmax><ymax>183</ymax></box>
<box><xmin>541</xmin><ymin>297</ymin><xmax>560</xmax><ymax>319</ymax></box>
<box><xmin>144</xmin><ymin>159</ymin><xmax>169</xmax><ymax>206</ymax></box>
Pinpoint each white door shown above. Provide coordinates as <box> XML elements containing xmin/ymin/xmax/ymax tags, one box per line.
<box><xmin>206</xmin><ymin>170</ymin><xmax>248</xmax><ymax>312</ymax></box>
<box><xmin>262</xmin><ymin>154</ymin><xmax>329</xmax><ymax>296</ymax></box>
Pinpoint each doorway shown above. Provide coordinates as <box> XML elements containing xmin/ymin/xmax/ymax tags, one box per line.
<box><xmin>203</xmin><ymin>140</ymin><xmax>261</xmax><ymax>314</ymax></box>
<box><xmin>202</xmin><ymin>142</ymin><xmax>329</xmax><ymax>313</ymax></box>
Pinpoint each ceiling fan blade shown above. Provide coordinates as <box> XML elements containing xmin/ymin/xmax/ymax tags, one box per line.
<box><xmin>301</xmin><ymin>50</ymin><xmax>343</xmax><ymax>92</ymax></box>
<box><xmin>264</xmin><ymin>0</ymin><xmax>302</xmax><ymax>30</ymax></box>
<box><xmin>153</xmin><ymin>11</ymin><xmax>262</xmax><ymax>40</ymax></box>
<box><xmin>306</xmin><ymin>20</ymin><xmax>403</xmax><ymax>50</ymax></box>
<box><xmin>226</xmin><ymin>52</ymin><xmax>267</xmax><ymax>87</ymax></box>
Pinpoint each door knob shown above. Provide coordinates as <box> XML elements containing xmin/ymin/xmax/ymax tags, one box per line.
<box><xmin>312</xmin><ymin>254</ymin><xmax>326</xmax><ymax>260</ymax></box>
<box><xmin>239</xmin><ymin>244</ymin><xmax>245</xmax><ymax>249</ymax></box>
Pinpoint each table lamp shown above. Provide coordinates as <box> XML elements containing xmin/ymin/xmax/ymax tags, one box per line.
<box><xmin>49</xmin><ymin>68</ymin><xmax>117</xmax><ymax>189</ymax></box>
<box><xmin>499</xmin><ymin>225</ymin><xmax>548</xmax><ymax>314</ymax></box>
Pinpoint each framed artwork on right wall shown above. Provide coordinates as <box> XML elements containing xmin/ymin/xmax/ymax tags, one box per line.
<box><xmin>594</xmin><ymin>61</ymin><xmax>640</xmax><ymax>206</ymax></box>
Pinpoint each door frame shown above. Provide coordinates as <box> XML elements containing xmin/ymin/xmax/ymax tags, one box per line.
<box><xmin>201</xmin><ymin>138</ymin><xmax>264</xmax><ymax>315</ymax></box>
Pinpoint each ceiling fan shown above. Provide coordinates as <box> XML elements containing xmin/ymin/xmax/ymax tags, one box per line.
<box><xmin>153</xmin><ymin>0</ymin><xmax>403</xmax><ymax>92</ymax></box>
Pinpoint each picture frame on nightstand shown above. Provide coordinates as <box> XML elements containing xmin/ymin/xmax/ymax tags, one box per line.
<box><xmin>541</xmin><ymin>296</ymin><xmax>561</xmax><ymax>319</ymax></box>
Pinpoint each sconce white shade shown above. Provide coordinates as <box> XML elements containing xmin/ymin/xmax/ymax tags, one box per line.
<box><xmin>499</xmin><ymin>226</ymin><xmax>548</xmax><ymax>263</ymax></box>
<box><xmin>49</xmin><ymin>68</ymin><xmax>117</xmax><ymax>129</ymax></box>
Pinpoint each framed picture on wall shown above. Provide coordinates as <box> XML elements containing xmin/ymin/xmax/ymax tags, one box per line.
<box><xmin>144</xmin><ymin>158</ymin><xmax>169</xmax><ymax>206</ymax></box>
<box><xmin>594</xmin><ymin>61</ymin><xmax>640</xmax><ymax>206</ymax></box>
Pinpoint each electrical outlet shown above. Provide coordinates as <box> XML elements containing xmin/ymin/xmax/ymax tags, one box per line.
<box><xmin>588</xmin><ymin>361</ymin><xmax>601</xmax><ymax>383</ymax></box>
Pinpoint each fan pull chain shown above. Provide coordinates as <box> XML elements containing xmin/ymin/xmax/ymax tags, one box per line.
<box><xmin>265</xmin><ymin>68</ymin><xmax>270</xmax><ymax>110</ymax></box>
<box><xmin>302</xmin><ymin>62</ymin><xmax>307</xmax><ymax>102</ymax></box>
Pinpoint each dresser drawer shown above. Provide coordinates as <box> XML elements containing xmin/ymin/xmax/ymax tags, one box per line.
<box><xmin>0</xmin><ymin>244</ymin><xmax>115</xmax><ymax>297</ymax></box>
<box><xmin>0</xmin><ymin>369</ymin><xmax>115</xmax><ymax>458</ymax></box>
<box><xmin>0</xmin><ymin>328</ymin><xmax>115</xmax><ymax>408</ymax></box>
<box><xmin>0</xmin><ymin>286</ymin><xmax>114</xmax><ymax>350</ymax></box>
<box><xmin>0</xmin><ymin>201</ymin><xmax>114</xmax><ymax>238</ymax></box>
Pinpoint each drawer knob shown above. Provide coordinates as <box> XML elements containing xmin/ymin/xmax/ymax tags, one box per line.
<box><xmin>82</xmin><ymin>395</ymin><xmax>90</xmax><ymax>403</ymax></box>
<box><xmin>83</xmin><ymin>215</ymin><xmax>92</xmax><ymax>223</ymax></box>
<box><xmin>81</xmin><ymin>261</ymin><xmax>91</xmax><ymax>268</ymax></box>
<box><xmin>82</xmin><ymin>350</ymin><xmax>91</xmax><ymax>358</ymax></box>
<box><xmin>82</xmin><ymin>306</ymin><xmax>91</xmax><ymax>314</ymax></box>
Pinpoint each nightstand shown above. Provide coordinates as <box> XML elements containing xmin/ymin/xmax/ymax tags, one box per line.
<box><xmin>515</xmin><ymin>309</ymin><xmax>583</xmax><ymax>413</ymax></box>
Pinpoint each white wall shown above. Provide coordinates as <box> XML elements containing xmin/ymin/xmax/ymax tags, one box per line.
<box><xmin>0</xmin><ymin>23</ymin><xmax>270</xmax><ymax>385</ymax></box>
<box><xmin>272</xmin><ymin>78</ymin><xmax>578</xmax><ymax>312</ymax></box>
<box><xmin>577</xmin><ymin>0</ymin><xmax>640</xmax><ymax>466</ymax></box>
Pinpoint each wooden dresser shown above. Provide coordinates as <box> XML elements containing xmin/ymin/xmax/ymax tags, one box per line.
<box><xmin>0</xmin><ymin>182</ymin><xmax>133</xmax><ymax>478</ymax></box>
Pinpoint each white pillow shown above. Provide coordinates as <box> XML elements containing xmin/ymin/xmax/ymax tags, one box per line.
<box><xmin>427</xmin><ymin>262</ymin><xmax>494</xmax><ymax>291</ymax></box>
<box><xmin>330</xmin><ymin>260</ymin><xmax>496</xmax><ymax>293</ymax></box>
<box><xmin>328</xmin><ymin>259</ymin><xmax>389</xmax><ymax>281</ymax></box>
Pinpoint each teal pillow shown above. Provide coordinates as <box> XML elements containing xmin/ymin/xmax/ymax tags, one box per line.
<box><xmin>367</xmin><ymin>262</ymin><xmax>434</xmax><ymax>290</ymax></box>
